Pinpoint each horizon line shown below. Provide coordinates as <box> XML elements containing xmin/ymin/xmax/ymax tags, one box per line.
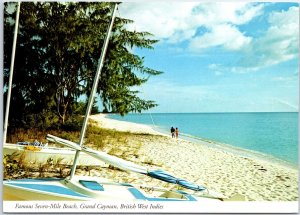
<box><xmin>107</xmin><ymin>111</ymin><xmax>299</xmax><ymax>114</ymax></box>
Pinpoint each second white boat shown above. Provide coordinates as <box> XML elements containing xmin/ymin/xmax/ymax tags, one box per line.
<box><xmin>3</xmin><ymin>143</ymin><xmax>107</xmax><ymax>167</ymax></box>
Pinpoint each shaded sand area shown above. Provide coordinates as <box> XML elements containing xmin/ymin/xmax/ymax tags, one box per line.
<box><xmin>87</xmin><ymin>114</ymin><xmax>298</xmax><ymax>201</ymax></box>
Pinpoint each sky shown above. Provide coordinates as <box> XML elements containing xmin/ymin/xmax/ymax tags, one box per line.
<box><xmin>118</xmin><ymin>2</ymin><xmax>299</xmax><ymax>113</ymax></box>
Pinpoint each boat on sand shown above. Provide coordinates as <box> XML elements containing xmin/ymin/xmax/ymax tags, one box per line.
<box><xmin>3</xmin><ymin>134</ymin><xmax>226</xmax><ymax>202</ymax></box>
<box><xmin>3</xmin><ymin>142</ymin><xmax>107</xmax><ymax>166</ymax></box>
<box><xmin>4</xmin><ymin>175</ymin><xmax>223</xmax><ymax>201</ymax></box>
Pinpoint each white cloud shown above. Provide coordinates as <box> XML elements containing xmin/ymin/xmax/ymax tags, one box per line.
<box><xmin>187</xmin><ymin>3</ymin><xmax>263</xmax><ymax>51</ymax></box>
<box><xmin>208</xmin><ymin>64</ymin><xmax>219</xmax><ymax>70</ymax></box>
<box><xmin>192</xmin><ymin>2</ymin><xmax>264</xmax><ymax>26</ymax></box>
<box><xmin>189</xmin><ymin>24</ymin><xmax>252</xmax><ymax>51</ymax></box>
<box><xmin>237</xmin><ymin>6</ymin><xmax>299</xmax><ymax>70</ymax></box>
<box><xmin>208</xmin><ymin>64</ymin><xmax>223</xmax><ymax>76</ymax></box>
<box><xmin>259</xmin><ymin>6</ymin><xmax>298</xmax><ymax>63</ymax></box>
<box><xmin>119</xmin><ymin>3</ymin><xmax>298</xmax><ymax>72</ymax></box>
<box><xmin>118</xmin><ymin>2</ymin><xmax>263</xmax><ymax>45</ymax></box>
<box><xmin>119</xmin><ymin>2</ymin><xmax>199</xmax><ymax>42</ymax></box>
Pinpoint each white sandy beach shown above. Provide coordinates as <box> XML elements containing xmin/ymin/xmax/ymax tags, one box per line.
<box><xmin>86</xmin><ymin>114</ymin><xmax>298</xmax><ymax>201</ymax></box>
<box><xmin>89</xmin><ymin>114</ymin><xmax>161</xmax><ymax>135</ymax></box>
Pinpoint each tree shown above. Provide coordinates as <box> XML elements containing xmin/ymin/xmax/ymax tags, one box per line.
<box><xmin>4</xmin><ymin>2</ymin><xmax>162</xmax><ymax>128</ymax></box>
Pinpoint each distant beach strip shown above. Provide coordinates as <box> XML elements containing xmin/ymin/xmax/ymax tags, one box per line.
<box><xmin>90</xmin><ymin>114</ymin><xmax>298</xmax><ymax>201</ymax></box>
<box><xmin>108</xmin><ymin>112</ymin><xmax>298</xmax><ymax>166</ymax></box>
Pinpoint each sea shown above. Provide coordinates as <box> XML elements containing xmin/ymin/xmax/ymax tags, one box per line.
<box><xmin>108</xmin><ymin>112</ymin><xmax>298</xmax><ymax>167</ymax></box>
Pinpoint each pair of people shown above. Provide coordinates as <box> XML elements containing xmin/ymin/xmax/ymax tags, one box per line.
<box><xmin>170</xmin><ymin>127</ymin><xmax>179</xmax><ymax>138</ymax></box>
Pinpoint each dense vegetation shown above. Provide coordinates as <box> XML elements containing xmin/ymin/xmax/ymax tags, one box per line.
<box><xmin>4</xmin><ymin>2</ymin><xmax>161</xmax><ymax>133</ymax></box>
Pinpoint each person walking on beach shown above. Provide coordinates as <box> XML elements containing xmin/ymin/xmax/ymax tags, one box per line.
<box><xmin>175</xmin><ymin>127</ymin><xmax>179</xmax><ymax>139</ymax></box>
<box><xmin>170</xmin><ymin>127</ymin><xmax>175</xmax><ymax>138</ymax></box>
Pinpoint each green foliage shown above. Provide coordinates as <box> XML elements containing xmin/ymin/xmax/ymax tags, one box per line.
<box><xmin>4</xmin><ymin>2</ymin><xmax>162</xmax><ymax>129</ymax></box>
<box><xmin>61</xmin><ymin>115</ymin><xmax>84</xmax><ymax>131</ymax></box>
<box><xmin>3</xmin><ymin>153</ymin><xmax>20</xmax><ymax>178</ymax></box>
<box><xmin>22</xmin><ymin>111</ymin><xmax>60</xmax><ymax>130</ymax></box>
<box><xmin>3</xmin><ymin>152</ymin><xmax>29</xmax><ymax>179</ymax></box>
<box><xmin>6</xmin><ymin>128</ymin><xmax>80</xmax><ymax>144</ymax></box>
<box><xmin>8</xmin><ymin>110</ymin><xmax>83</xmax><ymax>132</ymax></box>
<box><xmin>6</xmin><ymin>123</ymin><xmax>132</xmax><ymax>149</ymax></box>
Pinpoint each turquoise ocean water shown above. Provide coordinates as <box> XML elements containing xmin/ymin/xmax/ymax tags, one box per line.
<box><xmin>108</xmin><ymin>112</ymin><xmax>298</xmax><ymax>166</ymax></box>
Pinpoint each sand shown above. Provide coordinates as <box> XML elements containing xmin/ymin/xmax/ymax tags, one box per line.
<box><xmin>86</xmin><ymin>114</ymin><xmax>298</xmax><ymax>201</ymax></box>
<box><xmin>89</xmin><ymin>114</ymin><xmax>161</xmax><ymax>135</ymax></box>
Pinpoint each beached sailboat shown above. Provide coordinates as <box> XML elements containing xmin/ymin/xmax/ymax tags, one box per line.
<box><xmin>3</xmin><ymin>3</ymin><xmax>228</xmax><ymax>202</ymax></box>
<box><xmin>4</xmin><ymin>134</ymin><xmax>225</xmax><ymax>201</ymax></box>
<box><xmin>4</xmin><ymin>133</ymin><xmax>225</xmax><ymax>201</ymax></box>
<box><xmin>3</xmin><ymin>142</ymin><xmax>107</xmax><ymax>166</ymax></box>
<box><xmin>4</xmin><ymin>175</ymin><xmax>221</xmax><ymax>201</ymax></box>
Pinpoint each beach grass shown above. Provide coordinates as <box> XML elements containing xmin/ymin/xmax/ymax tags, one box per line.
<box><xmin>4</xmin><ymin>120</ymin><xmax>149</xmax><ymax>179</ymax></box>
<box><xmin>6</xmin><ymin>121</ymin><xmax>145</xmax><ymax>151</ymax></box>
<box><xmin>4</xmin><ymin>115</ymin><xmax>299</xmax><ymax>201</ymax></box>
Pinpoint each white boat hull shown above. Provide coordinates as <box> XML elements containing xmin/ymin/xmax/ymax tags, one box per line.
<box><xmin>3</xmin><ymin>143</ymin><xmax>107</xmax><ymax>167</ymax></box>
<box><xmin>3</xmin><ymin>176</ymin><xmax>220</xmax><ymax>202</ymax></box>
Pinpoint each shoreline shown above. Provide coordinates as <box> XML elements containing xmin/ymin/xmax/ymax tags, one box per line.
<box><xmin>89</xmin><ymin>113</ymin><xmax>298</xmax><ymax>201</ymax></box>
<box><xmin>176</xmin><ymin>132</ymin><xmax>298</xmax><ymax>171</ymax></box>
<box><xmin>89</xmin><ymin>114</ymin><xmax>163</xmax><ymax>135</ymax></box>
<box><xmin>105</xmin><ymin>113</ymin><xmax>298</xmax><ymax>170</ymax></box>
